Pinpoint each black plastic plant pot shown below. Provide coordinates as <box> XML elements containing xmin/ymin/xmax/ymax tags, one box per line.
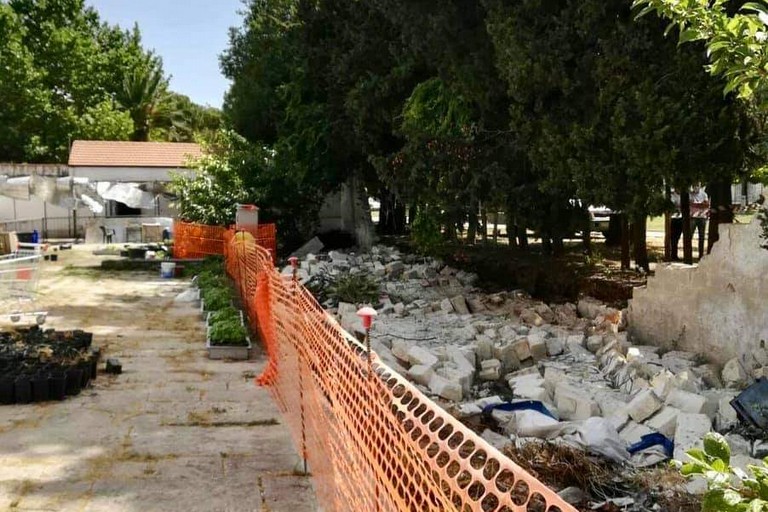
<box><xmin>31</xmin><ymin>374</ymin><xmax>49</xmax><ymax>402</ymax></box>
<box><xmin>78</xmin><ymin>361</ymin><xmax>91</xmax><ymax>388</ymax></box>
<box><xmin>14</xmin><ymin>375</ymin><xmax>32</xmax><ymax>404</ymax></box>
<box><xmin>90</xmin><ymin>357</ymin><xmax>98</xmax><ymax>381</ymax></box>
<box><xmin>65</xmin><ymin>368</ymin><xmax>83</xmax><ymax>396</ymax></box>
<box><xmin>49</xmin><ymin>372</ymin><xmax>66</xmax><ymax>401</ymax></box>
<box><xmin>0</xmin><ymin>377</ymin><xmax>14</xmax><ymax>405</ymax></box>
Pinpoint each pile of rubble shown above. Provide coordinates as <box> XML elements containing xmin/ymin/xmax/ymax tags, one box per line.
<box><xmin>290</xmin><ymin>243</ymin><xmax>765</xmax><ymax>491</ymax></box>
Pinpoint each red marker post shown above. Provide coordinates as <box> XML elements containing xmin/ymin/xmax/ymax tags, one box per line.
<box><xmin>357</xmin><ymin>306</ymin><xmax>378</xmax><ymax>368</ymax></box>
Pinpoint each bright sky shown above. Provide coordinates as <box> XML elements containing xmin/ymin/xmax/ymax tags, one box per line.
<box><xmin>87</xmin><ymin>0</ymin><xmax>243</xmax><ymax>108</ymax></box>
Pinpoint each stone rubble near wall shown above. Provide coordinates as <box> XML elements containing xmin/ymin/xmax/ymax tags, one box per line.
<box><xmin>300</xmin><ymin>245</ymin><xmax>760</xmax><ymax>473</ymax></box>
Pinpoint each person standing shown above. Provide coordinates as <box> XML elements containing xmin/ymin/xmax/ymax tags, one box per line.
<box><xmin>670</xmin><ymin>189</ymin><xmax>683</xmax><ymax>261</ymax></box>
<box><xmin>690</xmin><ymin>184</ymin><xmax>709</xmax><ymax>260</ymax></box>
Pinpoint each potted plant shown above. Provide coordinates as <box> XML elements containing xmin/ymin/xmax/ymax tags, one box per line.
<box><xmin>200</xmin><ymin>286</ymin><xmax>232</xmax><ymax>317</ymax></box>
<box><xmin>206</xmin><ymin>308</ymin><xmax>250</xmax><ymax>360</ymax></box>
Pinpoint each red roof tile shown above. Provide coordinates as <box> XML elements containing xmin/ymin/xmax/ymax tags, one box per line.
<box><xmin>68</xmin><ymin>141</ymin><xmax>202</xmax><ymax>168</ymax></box>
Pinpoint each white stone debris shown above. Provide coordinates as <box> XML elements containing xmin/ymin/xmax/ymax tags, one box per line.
<box><xmin>297</xmin><ymin>244</ymin><xmax>757</xmax><ymax>468</ymax></box>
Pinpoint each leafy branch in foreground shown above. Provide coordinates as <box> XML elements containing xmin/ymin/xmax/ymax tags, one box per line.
<box><xmin>677</xmin><ymin>432</ymin><xmax>768</xmax><ymax>511</ymax></box>
<box><xmin>633</xmin><ymin>0</ymin><xmax>768</xmax><ymax>104</ymax></box>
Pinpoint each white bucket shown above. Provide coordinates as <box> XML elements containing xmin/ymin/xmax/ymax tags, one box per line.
<box><xmin>160</xmin><ymin>262</ymin><xmax>176</xmax><ymax>278</ymax></box>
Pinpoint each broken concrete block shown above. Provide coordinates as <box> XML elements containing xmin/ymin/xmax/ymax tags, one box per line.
<box><xmin>519</xmin><ymin>309</ymin><xmax>544</xmax><ymax>327</ymax></box>
<box><xmin>650</xmin><ymin>370</ymin><xmax>677</xmax><ymax>401</ymax></box>
<box><xmin>440</xmin><ymin>298</ymin><xmax>454</xmax><ymax>314</ymax></box>
<box><xmin>528</xmin><ymin>336</ymin><xmax>548</xmax><ymax>362</ymax></box>
<box><xmin>753</xmin><ymin>440</ymin><xmax>768</xmax><ymax>459</ymax></box>
<box><xmin>458</xmin><ymin>403</ymin><xmax>483</xmax><ymax>418</ymax></box>
<box><xmin>391</xmin><ymin>340</ymin><xmax>409</xmax><ymax>362</ymax></box>
<box><xmin>606</xmin><ymin>409</ymin><xmax>630</xmax><ymax>431</ymax></box>
<box><xmin>646</xmin><ymin>406</ymin><xmax>681</xmax><ymax>437</ymax></box>
<box><xmin>577</xmin><ymin>298</ymin><xmax>606</xmax><ymax>320</ymax></box>
<box><xmin>619</xmin><ymin>421</ymin><xmax>654</xmax><ymax>446</ymax></box>
<box><xmin>393</xmin><ymin>303</ymin><xmax>406</xmax><ymax>316</ymax></box>
<box><xmin>665</xmin><ymin>389</ymin><xmax>707</xmax><ymax>414</ymax></box>
<box><xmin>692</xmin><ymin>364</ymin><xmax>723</xmax><ymax>389</ymax></box>
<box><xmin>554</xmin><ymin>382</ymin><xmax>599</xmax><ymax>420</ymax></box>
<box><xmin>337</xmin><ymin>302</ymin><xmax>357</xmax><ymax>318</ymax></box>
<box><xmin>385</xmin><ymin>260</ymin><xmax>405</xmax><ymax>276</ymax></box>
<box><xmin>475</xmin><ymin>395</ymin><xmax>504</xmax><ymax>409</ymax></box>
<box><xmin>492</xmin><ymin>343</ymin><xmax>521</xmax><ymax>372</ymax></box>
<box><xmin>437</xmin><ymin>365</ymin><xmax>474</xmax><ymax>394</ymax></box>
<box><xmin>466</xmin><ymin>297</ymin><xmax>488</xmax><ymax>314</ymax></box>
<box><xmin>725</xmin><ymin>433</ymin><xmax>752</xmax><ymax>457</ymax></box>
<box><xmin>722</xmin><ymin>358</ymin><xmax>749</xmax><ymax>389</ymax></box>
<box><xmin>586</xmin><ymin>335</ymin><xmax>604</xmax><ymax>353</ymax></box>
<box><xmin>449</xmin><ymin>295</ymin><xmax>470</xmax><ymax>315</ymax></box>
<box><xmin>290</xmin><ymin>236</ymin><xmax>324</xmax><ymax>259</ymax></box>
<box><xmin>546</xmin><ymin>337</ymin><xmax>565</xmax><ymax>357</ymax></box>
<box><xmin>673</xmin><ymin>413</ymin><xmax>712</xmax><ymax>461</ymax></box>
<box><xmin>340</xmin><ymin>312</ymin><xmax>365</xmax><ymax>339</ymax></box>
<box><xmin>406</xmin><ymin>346</ymin><xmax>439</xmax><ymax>368</ymax></box>
<box><xmin>429</xmin><ymin>374</ymin><xmax>463</xmax><ymax>402</ymax></box>
<box><xmin>479</xmin><ymin>359</ymin><xmax>502</xmax><ymax>381</ymax></box>
<box><xmin>626</xmin><ymin>389</ymin><xmax>663</xmax><ymax>423</ymax></box>
<box><xmin>475</xmin><ymin>336</ymin><xmax>494</xmax><ymax>361</ymax></box>
<box><xmin>542</xmin><ymin>366</ymin><xmax>568</xmax><ymax>398</ymax></box>
<box><xmin>716</xmin><ymin>395</ymin><xmax>739</xmax><ymax>431</ymax></box>
<box><xmin>513</xmin><ymin>383</ymin><xmax>549</xmax><ymax>402</ymax></box>
<box><xmin>407</xmin><ymin>364</ymin><xmax>434</xmax><ymax>386</ymax></box>
<box><xmin>511</xmin><ymin>339</ymin><xmax>532</xmax><ymax>361</ymax></box>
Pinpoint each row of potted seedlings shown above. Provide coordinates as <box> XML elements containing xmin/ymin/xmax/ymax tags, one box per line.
<box><xmin>195</xmin><ymin>260</ymin><xmax>251</xmax><ymax>360</ymax></box>
<box><xmin>0</xmin><ymin>327</ymin><xmax>100</xmax><ymax>405</ymax></box>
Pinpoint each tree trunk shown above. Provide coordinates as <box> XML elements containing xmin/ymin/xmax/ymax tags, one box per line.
<box><xmin>552</xmin><ymin>236</ymin><xmax>564</xmax><ymax>256</ymax></box>
<box><xmin>620</xmin><ymin>214</ymin><xmax>631</xmax><ymax>270</ymax></box>
<box><xmin>518</xmin><ymin>226</ymin><xmax>528</xmax><ymax>251</ymax></box>
<box><xmin>467</xmin><ymin>201</ymin><xmax>478</xmax><ymax>245</ymax></box>
<box><xmin>378</xmin><ymin>190</ymin><xmax>407</xmax><ymax>235</ymax></box>
<box><xmin>604</xmin><ymin>214</ymin><xmax>622</xmax><ymax>247</ymax></box>
<box><xmin>582</xmin><ymin>210</ymin><xmax>592</xmax><ymax>255</ymax></box>
<box><xmin>632</xmin><ymin>214</ymin><xmax>649</xmax><ymax>271</ymax></box>
<box><xmin>480</xmin><ymin>206</ymin><xmax>488</xmax><ymax>243</ymax></box>
<box><xmin>664</xmin><ymin>185</ymin><xmax>672</xmax><ymax>261</ymax></box>
<box><xmin>707</xmin><ymin>180</ymin><xmax>734</xmax><ymax>253</ymax></box>
<box><xmin>408</xmin><ymin>204</ymin><xmax>417</xmax><ymax>226</ymax></box>
<box><xmin>493</xmin><ymin>212</ymin><xmax>499</xmax><ymax>244</ymax></box>
<box><xmin>681</xmin><ymin>190</ymin><xmax>693</xmax><ymax>264</ymax></box>
<box><xmin>541</xmin><ymin>232</ymin><xmax>552</xmax><ymax>255</ymax></box>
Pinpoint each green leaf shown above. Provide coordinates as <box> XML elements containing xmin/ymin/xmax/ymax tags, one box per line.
<box><xmin>701</xmin><ymin>489</ymin><xmax>745</xmax><ymax>512</ymax></box>
<box><xmin>679</xmin><ymin>28</ymin><xmax>703</xmax><ymax>44</ymax></box>
<box><xmin>704</xmin><ymin>432</ymin><xmax>732</xmax><ymax>465</ymax></box>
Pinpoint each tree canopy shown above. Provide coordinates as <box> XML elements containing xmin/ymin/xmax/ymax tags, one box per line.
<box><xmin>0</xmin><ymin>0</ymin><xmax>221</xmax><ymax>163</ymax></box>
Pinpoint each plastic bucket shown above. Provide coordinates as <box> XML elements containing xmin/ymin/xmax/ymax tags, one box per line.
<box><xmin>160</xmin><ymin>262</ymin><xmax>176</xmax><ymax>278</ymax></box>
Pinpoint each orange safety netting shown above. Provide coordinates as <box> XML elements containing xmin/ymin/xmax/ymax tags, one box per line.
<box><xmin>173</xmin><ymin>220</ymin><xmax>277</xmax><ymax>261</ymax></box>
<box><xmin>223</xmin><ymin>232</ymin><xmax>577</xmax><ymax>512</ymax></box>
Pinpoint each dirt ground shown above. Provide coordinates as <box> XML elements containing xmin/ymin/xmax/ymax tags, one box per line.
<box><xmin>0</xmin><ymin>246</ymin><xmax>317</xmax><ymax>512</ymax></box>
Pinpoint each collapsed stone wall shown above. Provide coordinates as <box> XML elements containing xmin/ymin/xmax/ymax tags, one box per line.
<box><xmin>629</xmin><ymin>215</ymin><xmax>768</xmax><ymax>365</ymax></box>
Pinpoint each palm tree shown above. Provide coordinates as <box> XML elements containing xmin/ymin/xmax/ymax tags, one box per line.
<box><xmin>118</xmin><ymin>55</ymin><xmax>187</xmax><ymax>141</ymax></box>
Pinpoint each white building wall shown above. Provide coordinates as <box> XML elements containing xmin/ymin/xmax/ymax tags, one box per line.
<box><xmin>70</xmin><ymin>166</ymin><xmax>193</xmax><ymax>182</ymax></box>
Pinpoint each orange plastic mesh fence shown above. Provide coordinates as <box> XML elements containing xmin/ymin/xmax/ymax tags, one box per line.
<box><xmin>173</xmin><ymin>220</ymin><xmax>277</xmax><ymax>260</ymax></box>
<box><xmin>223</xmin><ymin>232</ymin><xmax>577</xmax><ymax>512</ymax></box>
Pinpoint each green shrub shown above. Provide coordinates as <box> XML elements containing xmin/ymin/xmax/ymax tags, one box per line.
<box><xmin>327</xmin><ymin>272</ymin><xmax>379</xmax><ymax>305</ymax></box>
<box><xmin>411</xmin><ymin>209</ymin><xmax>443</xmax><ymax>255</ymax></box>
<box><xmin>678</xmin><ymin>432</ymin><xmax>768</xmax><ymax>511</ymax></box>
<box><xmin>202</xmin><ymin>286</ymin><xmax>231</xmax><ymax>311</ymax></box>
<box><xmin>209</xmin><ymin>317</ymin><xmax>248</xmax><ymax>346</ymax></box>
<box><xmin>209</xmin><ymin>306</ymin><xmax>241</xmax><ymax>326</ymax></box>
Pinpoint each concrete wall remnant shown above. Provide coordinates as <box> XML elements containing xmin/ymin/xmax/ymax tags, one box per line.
<box><xmin>629</xmin><ymin>215</ymin><xmax>768</xmax><ymax>365</ymax></box>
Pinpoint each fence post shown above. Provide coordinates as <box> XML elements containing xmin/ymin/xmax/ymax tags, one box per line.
<box><xmin>357</xmin><ymin>307</ymin><xmax>379</xmax><ymax>510</ymax></box>
<box><xmin>289</xmin><ymin>256</ymin><xmax>309</xmax><ymax>476</ymax></box>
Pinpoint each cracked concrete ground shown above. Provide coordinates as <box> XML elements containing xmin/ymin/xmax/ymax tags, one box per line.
<box><xmin>0</xmin><ymin>246</ymin><xmax>317</xmax><ymax>511</ymax></box>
